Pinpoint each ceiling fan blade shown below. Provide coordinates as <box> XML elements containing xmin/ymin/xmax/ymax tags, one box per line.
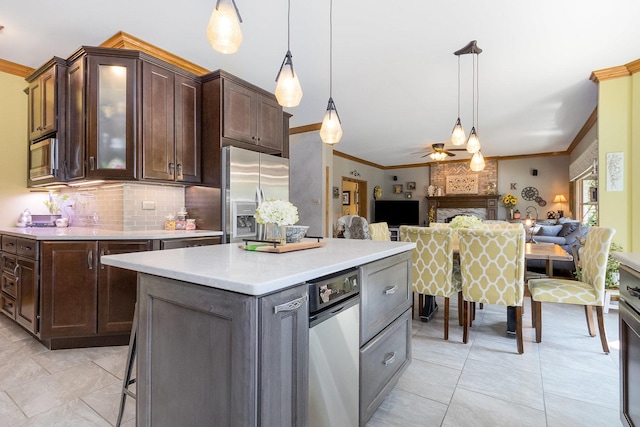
<box><xmin>446</xmin><ymin>152</ymin><xmax>456</xmax><ymax>157</ymax></box>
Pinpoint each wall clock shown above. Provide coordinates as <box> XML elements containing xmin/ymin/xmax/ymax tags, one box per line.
<box><xmin>521</xmin><ymin>186</ymin><xmax>539</xmax><ymax>201</ymax></box>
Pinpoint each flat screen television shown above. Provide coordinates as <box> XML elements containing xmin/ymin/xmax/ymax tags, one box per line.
<box><xmin>374</xmin><ymin>200</ymin><xmax>420</xmax><ymax>226</ymax></box>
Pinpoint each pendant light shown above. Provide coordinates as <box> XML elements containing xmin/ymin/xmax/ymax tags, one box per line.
<box><xmin>275</xmin><ymin>0</ymin><xmax>303</xmax><ymax>107</ymax></box>
<box><xmin>320</xmin><ymin>0</ymin><xmax>343</xmax><ymax>145</ymax></box>
<box><xmin>450</xmin><ymin>56</ymin><xmax>466</xmax><ymax>146</ymax></box>
<box><xmin>466</xmin><ymin>46</ymin><xmax>481</xmax><ymax>155</ymax></box>
<box><xmin>206</xmin><ymin>0</ymin><xmax>243</xmax><ymax>54</ymax></box>
<box><xmin>470</xmin><ymin>150</ymin><xmax>485</xmax><ymax>171</ymax></box>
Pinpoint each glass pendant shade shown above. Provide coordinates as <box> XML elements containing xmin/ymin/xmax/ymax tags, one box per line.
<box><xmin>466</xmin><ymin>127</ymin><xmax>481</xmax><ymax>153</ymax></box>
<box><xmin>429</xmin><ymin>152</ymin><xmax>448</xmax><ymax>161</ymax></box>
<box><xmin>206</xmin><ymin>0</ymin><xmax>243</xmax><ymax>54</ymax></box>
<box><xmin>320</xmin><ymin>98</ymin><xmax>343</xmax><ymax>145</ymax></box>
<box><xmin>275</xmin><ymin>52</ymin><xmax>303</xmax><ymax>107</ymax></box>
<box><xmin>451</xmin><ymin>118</ymin><xmax>466</xmax><ymax>146</ymax></box>
<box><xmin>470</xmin><ymin>151</ymin><xmax>485</xmax><ymax>171</ymax></box>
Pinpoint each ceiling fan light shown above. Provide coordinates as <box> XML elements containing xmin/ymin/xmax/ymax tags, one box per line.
<box><xmin>451</xmin><ymin>118</ymin><xmax>466</xmax><ymax>146</ymax></box>
<box><xmin>470</xmin><ymin>151</ymin><xmax>485</xmax><ymax>171</ymax></box>
<box><xmin>275</xmin><ymin>52</ymin><xmax>303</xmax><ymax>107</ymax></box>
<box><xmin>206</xmin><ymin>0</ymin><xmax>243</xmax><ymax>54</ymax></box>
<box><xmin>466</xmin><ymin>127</ymin><xmax>481</xmax><ymax>153</ymax></box>
<box><xmin>320</xmin><ymin>98</ymin><xmax>343</xmax><ymax>144</ymax></box>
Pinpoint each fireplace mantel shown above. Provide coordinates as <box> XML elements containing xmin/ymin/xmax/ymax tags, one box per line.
<box><xmin>426</xmin><ymin>194</ymin><xmax>500</xmax><ymax>222</ymax></box>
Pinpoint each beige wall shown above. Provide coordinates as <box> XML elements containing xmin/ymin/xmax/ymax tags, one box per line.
<box><xmin>0</xmin><ymin>71</ymin><xmax>47</xmax><ymax>227</ymax></box>
<box><xmin>597</xmin><ymin>73</ymin><xmax>638</xmax><ymax>251</ymax></box>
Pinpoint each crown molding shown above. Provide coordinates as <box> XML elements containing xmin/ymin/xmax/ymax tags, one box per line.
<box><xmin>590</xmin><ymin>58</ymin><xmax>640</xmax><ymax>83</ymax></box>
<box><xmin>290</xmin><ymin>123</ymin><xmax>321</xmax><ymax>135</ymax></box>
<box><xmin>0</xmin><ymin>58</ymin><xmax>35</xmax><ymax>78</ymax></box>
<box><xmin>100</xmin><ymin>31</ymin><xmax>210</xmax><ymax>76</ymax></box>
<box><xmin>566</xmin><ymin>107</ymin><xmax>597</xmax><ymax>154</ymax></box>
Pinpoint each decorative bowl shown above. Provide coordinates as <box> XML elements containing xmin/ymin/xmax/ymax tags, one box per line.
<box><xmin>286</xmin><ymin>225</ymin><xmax>309</xmax><ymax>243</ymax></box>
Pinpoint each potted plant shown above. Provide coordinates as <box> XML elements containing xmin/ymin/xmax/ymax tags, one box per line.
<box><xmin>254</xmin><ymin>199</ymin><xmax>299</xmax><ymax>244</ymax></box>
<box><xmin>574</xmin><ymin>242</ymin><xmax>622</xmax><ymax>289</ymax></box>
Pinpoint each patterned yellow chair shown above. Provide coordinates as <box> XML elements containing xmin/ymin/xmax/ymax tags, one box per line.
<box><xmin>400</xmin><ymin>226</ymin><xmax>462</xmax><ymax>340</ymax></box>
<box><xmin>458</xmin><ymin>227</ymin><xmax>526</xmax><ymax>353</ymax></box>
<box><xmin>482</xmin><ymin>222</ymin><xmax>523</xmax><ymax>230</ymax></box>
<box><xmin>368</xmin><ymin>222</ymin><xmax>391</xmax><ymax>241</ymax></box>
<box><xmin>528</xmin><ymin>227</ymin><xmax>615</xmax><ymax>353</ymax></box>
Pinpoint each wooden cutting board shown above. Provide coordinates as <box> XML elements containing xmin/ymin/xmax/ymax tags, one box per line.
<box><xmin>239</xmin><ymin>240</ymin><xmax>326</xmax><ymax>253</ymax></box>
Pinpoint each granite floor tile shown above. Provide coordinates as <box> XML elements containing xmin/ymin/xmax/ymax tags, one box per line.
<box><xmin>395</xmin><ymin>358</ymin><xmax>461</xmax><ymax>405</ymax></box>
<box><xmin>0</xmin><ymin>391</ymin><xmax>28</xmax><ymax>425</ymax></box>
<box><xmin>544</xmin><ymin>392</ymin><xmax>622</xmax><ymax>427</ymax></box>
<box><xmin>364</xmin><ymin>388</ymin><xmax>447</xmax><ymax>427</ymax></box>
<box><xmin>0</xmin><ymin>357</ymin><xmax>51</xmax><ymax>391</ymax></box>
<box><xmin>82</xmin><ymin>382</ymin><xmax>135</xmax><ymax>426</ymax></box>
<box><xmin>13</xmin><ymin>398</ymin><xmax>111</xmax><ymax>427</ymax></box>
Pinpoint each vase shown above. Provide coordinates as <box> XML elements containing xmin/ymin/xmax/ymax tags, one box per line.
<box><xmin>265</xmin><ymin>223</ymin><xmax>287</xmax><ymax>245</ymax></box>
<box><xmin>507</xmin><ymin>208</ymin><xmax>514</xmax><ymax>220</ymax></box>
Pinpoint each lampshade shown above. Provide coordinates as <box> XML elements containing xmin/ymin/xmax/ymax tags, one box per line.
<box><xmin>206</xmin><ymin>0</ymin><xmax>243</xmax><ymax>54</ymax></box>
<box><xmin>553</xmin><ymin>194</ymin><xmax>567</xmax><ymax>203</ymax></box>
<box><xmin>466</xmin><ymin>127</ymin><xmax>481</xmax><ymax>153</ymax></box>
<box><xmin>275</xmin><ymin>51</ymin><xmax>303</xmax><ymax>107</ymax></box>
<box><xmin>320</xmin><ymin>97</ymin><xmax>343</xmax><ymax>144</ymax></box>
<box><xmin>451</xmin><ymin>118</ymin><xmax>466</xmax><ymax>146</ymax></box>
<box><xmin>470</xmin><ymin>150</ymin><xmax>485</xmax><ymax>171</ymax></box>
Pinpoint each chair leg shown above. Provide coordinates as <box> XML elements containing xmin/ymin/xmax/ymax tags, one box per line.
<box><xmin>584</xmin><ymin>305</ymin><xmax>596</xmax><ymax>337</ymax></box>
<box><xmin>419</xmin><ymin>294</ymin><xmax>425</xmax><ymax>318</ymax></box>
<box><xmin>515</xmin><ymin>306</ymin><xmax>524</xmax><ymax>354</ymax></box>
<box><xmin>444</xmin><ymin>297</ymin><xmax>450</xmax><ymax>341</ymax></box>
<box><xmin>596</xmin><ymin>306</ymin><xmax>610</xmax><ymax>354</ymax></box>
<box><xmin>463</xmin><ymin>300</ymin><xmax>469</xmax><ymax>344</ymax></box>
<box><xmin>534</xmin><ymin>300</ymin><xmax>542</xmax><ymax>343</ymax></box>
<box><xmin>530</xmin><ymin>295</ymin><xmax>536</xmax><ymax>328</ymax></box>
<box><xmin>479</xmin><ymin>303</ymin><xmax>484</xmax><ymax>310</ymax></box>
<box><xmin>458</xmin><ymin>291</ymin><xmax>463</xmax><ymax>326</ymax></box>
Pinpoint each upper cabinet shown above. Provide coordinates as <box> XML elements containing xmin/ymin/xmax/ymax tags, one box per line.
<box><xmin>141</xmin><ymin>62</ymin><xmax>201</xmax><ymax>183</ymax></box>
<box><xmin>201</xmin><ymin>71</ymin><xmax>287</xmax><ymax>187</ymax></box>
<box><xmin>27</xmin><ymin>57</ymin><xmax>66</xmax><ymax>142</ymax></box>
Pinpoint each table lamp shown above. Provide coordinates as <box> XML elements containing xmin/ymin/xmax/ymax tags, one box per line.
<box><xmin>553</xmin><ymin>194</ymin><xmax>567</xmax><ymax>218</ymax></box>
<box><xmin>523</xmin><ymin>215</ymin><xmax>537</xmax><ymax>243</ymax></box>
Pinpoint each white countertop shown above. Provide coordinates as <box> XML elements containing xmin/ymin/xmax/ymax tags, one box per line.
<box><xmin>101</xmin><ymin>238</ymin><xmax>416</xmax><ymax>296</ymax></box>
<box><xmin>613</xmin><ymin>252</ymin><xmax>640</xmax><ymax>273</ymax></box>
<box><xmin>0</xmin><ymin>227</ymin><xmax>222</xmax><ymax>240</ymax></box>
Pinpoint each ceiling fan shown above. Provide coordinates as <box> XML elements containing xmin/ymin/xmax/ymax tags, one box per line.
<box><xmin>418</xmin><ymin>143</ymin><xmax>466</xmax><ymax>159</ymax></box>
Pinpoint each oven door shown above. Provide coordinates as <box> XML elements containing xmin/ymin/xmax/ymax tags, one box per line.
<box><xmin>620</xmin><ymin>298</ymin><xmax>640</xmax><ymax>427</ymax></box>
<box><xmin>29</xmin><ymin>138</ymin><xmax>57</xmax><ymax>181</ymax></box>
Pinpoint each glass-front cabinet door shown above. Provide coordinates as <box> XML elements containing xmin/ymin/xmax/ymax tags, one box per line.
<box><xmin>86</xmin><ymin>55</ymin><xmax>137</xmax><ymax>179</ymax></box>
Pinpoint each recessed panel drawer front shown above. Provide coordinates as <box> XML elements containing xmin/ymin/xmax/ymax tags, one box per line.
<box><xmin>2</xmin><ymin>273</ymin><xmax>17</xmax><ymax>298</ymax></box>
<box><xmin>1</xmin><ymin>293</ymin><xmax>16</xmax><ymax>319</ymax></box>
<box><xmin>1</xmin><ymin>236</ymin><xmax>18</xmax><ymax>254</ymax></box>
<box><xmin>360</xmin><ymin>252</ymin><xmax>412</xmax><ymax>345</ymax></box>
<box><xmin>1</xmin><ymin>253</ymin><xmax>17</xmax><ymax>274</ymax></box>
<box><xmin>17</xmin><ymin>239</ymin><xmax>38</xmax><ymax>260</ymax></box>
<box><xmin>360</xmin><ymin>309</ymin><xmax>411</xmax><ymax>424</ymax></box>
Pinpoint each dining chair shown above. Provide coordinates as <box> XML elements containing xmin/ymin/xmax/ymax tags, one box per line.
<box><xmin>528</xmin><ymin>227</ymin><xmax>615</xmax><ymax>353</ymax></box>
<box><xmin>482</xmin><ymin>222</ymin><xmax>523</xmax><ymax>230</ymax></box>
<box><xmin>458</xmin><ymin>227</ymin><xmax>526</xmax><ymax>353</ymax></box>
<box><xmin>400</xmin><ymin>226</ymin><xmax>462</xmax><ymax>340</ymax></box>
<box><xmin>337</xmin><ymin>215</ymin><xmax>371</xmax><ymax>239</ymax></box>
<box><xmin>368</xmin><ymin>222</ymin><xmax>391</xmax><ymax>241</ymax></box>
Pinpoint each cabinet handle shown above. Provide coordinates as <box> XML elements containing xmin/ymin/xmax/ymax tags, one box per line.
<box><xmin>274</xmin><ymin>294</ymin><xmax>308</xmax><ymax>314</ymax></box>
<box><xmin>6</xmin><ymin>242</ymin><xmax>15</xmax><ymax>247</ymax></box>
<box><xmin>89</xmin><ymin>156</ymin><xmax>95</xmax><ymax>170</ymax></box>
<box><xmin>384</xmin><ymin>285</ymin><xmax>398</xmax><ymax>295</ymax></box>
<box><xmin>88</xmin><ymin>250</ymin><xmax>93</xmax><ymax>270</ymax></box>
<box><xmin>252</xmin><ymin>136</ymin><xmax>257</xmax><ymax>140</ymax></box>
<box><xmin>12</xmin><ymin>264</ymin><xmax>19</xmax><ymax>278</ymax></box>
<box><xmin>100</xmin><ymin>249</ymin><xmax>105</xmax><ymax>269</ymax></box>
<box><xmin>383</xmin><ymin>352</ymin><xmax>397</xmax><ymax>366</ymax></box>
<box><xmin>176</xmin><ymin>163</ymin><xmax>182</xmax><ymax>178</ymax></box>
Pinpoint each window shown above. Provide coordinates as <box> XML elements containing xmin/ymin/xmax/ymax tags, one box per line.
<box><xmin>576</xmin><ymin>176</ymin><xmax>598</xmax><ymax>225</ymax></box>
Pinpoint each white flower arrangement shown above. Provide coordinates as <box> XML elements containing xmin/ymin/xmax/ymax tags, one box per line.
<box><xmin>449</xmin><ymin>215</ymin><xmax>483</xmax><ymax>231</ymax></box>
<box><xmin>254</xmin><ymin>199</ymin><xmax>299</xmax><ymax>226</ymax></box>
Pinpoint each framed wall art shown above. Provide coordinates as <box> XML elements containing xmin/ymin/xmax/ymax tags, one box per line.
<box><xmin>606</xmin><ymin>152</ymin><xmax>623</xmax><ymax>192</ymax></box>
<box><xmin>342</xmin><ymin>191</ymin><xmax>351</xmax><ymax>205</ymax></box>
<box><xmin>406</xmin><ymin>182</ymin><xmax>416</xmax><ymax>190</ymax></box>
<box><xmin>445</xmin><ymin>174</ymin><xmax>479</xmax><ymax>194</ymax></box>
<box><xmin>393</xmin><ymin>184</ymin><xmax>403</xmax><ymax>194</ymax></box>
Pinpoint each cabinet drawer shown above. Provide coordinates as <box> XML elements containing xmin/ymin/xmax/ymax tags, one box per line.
<box><xmin>1</xmin><ymin>293</ymin><xmax>16</xmax><ymax>319</ymax></box>
<box><xmin>360</xmin><ymin>252</ymin><xmax>412</xmax><ymax>345</ymax></box>
<box><xmin>17</xmin><ymin>238</ymin><xmax>38</xmax><ymax>259</ymax></box>
<box><xmin>2</xmin><ymin>273</ymin><xmax>17</xmax><ymax>298</ymax></box>
<box><xmin>360</xmin><ymin>309</ymin><xmax>411</xmax><ymax>425</ymax></box>
<box><xmin>160</xmin><ymin>237</ymin><xmax>219</xmax><ymax>250</ymax></box>
<box><xmin>1</xmin><ymin>236</ymin><xmax>18</xmax><ymax>254</ymax></box>
<box><xmin>1</xmin><ymin>253</ymin><xmax>17</xmax><ymax>274</ymax></box>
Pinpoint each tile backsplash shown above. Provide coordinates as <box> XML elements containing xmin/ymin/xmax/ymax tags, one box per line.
<box><xmin>60</xmin><ymin>183</ymin><xmax>186</xmax><ymax>231</ymax></box>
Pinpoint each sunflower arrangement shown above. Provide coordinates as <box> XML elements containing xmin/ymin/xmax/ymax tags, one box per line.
<box><xmin>500</xmin><ymin>193</ymin><xmax>518</xmax><ymax>208</ymax></box>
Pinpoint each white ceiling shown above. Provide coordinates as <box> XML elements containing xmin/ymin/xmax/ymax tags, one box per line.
<box><xmin>2</xmin><ymin>0</ymin><xmax>640</xmax><ymax>167</ymax></box>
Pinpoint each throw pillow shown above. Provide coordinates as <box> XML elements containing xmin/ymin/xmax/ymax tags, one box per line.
<box><xmin>557</xmin><ymin>221</ymin><xmax>579</xmax><ymax>237</ymax></box>
<box><xmin>536</xmin><ymin>224</ymin><xmax>563</xmax><ymax>236</ymax></box>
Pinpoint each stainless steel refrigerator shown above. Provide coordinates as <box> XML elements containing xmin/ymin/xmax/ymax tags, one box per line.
<box><xmin>221</xmin><ymin>146</ymin><xmax>290</xmax><ymax>243</ymax></box>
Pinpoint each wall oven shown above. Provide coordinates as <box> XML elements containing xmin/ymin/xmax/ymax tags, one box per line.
<box><xmin>29</xmin><ymin>138</ymin><xmax>58</xmax><ymax>181</ymax></box>
<box><xmin>619</xmin><ymin>264</ymin><xmax>640</xmax><ymax>427</ymax></box>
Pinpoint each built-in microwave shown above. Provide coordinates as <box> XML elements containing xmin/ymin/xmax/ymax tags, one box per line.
<box><xmin>29</xmin><ymin>138</ymin><xmax>57</xmax><ymax>181</ymax></box>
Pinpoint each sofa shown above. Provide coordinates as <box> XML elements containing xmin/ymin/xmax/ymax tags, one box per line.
<box><xmin>526</xmin><ymin>218</ymin><xmax>589</xmax><ymax>276</ymax></box>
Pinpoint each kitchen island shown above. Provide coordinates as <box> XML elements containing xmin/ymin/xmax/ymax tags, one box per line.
<box><xmin>101</xmin><ymin>238</ymin><xmax>415</xmax><ymax>427</ymax></box>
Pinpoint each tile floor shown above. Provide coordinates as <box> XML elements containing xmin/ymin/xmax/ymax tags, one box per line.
<box><xmin>0</xmin><ymin>296</ymin><xmax>621</xmax><ymax>426</ymax></box>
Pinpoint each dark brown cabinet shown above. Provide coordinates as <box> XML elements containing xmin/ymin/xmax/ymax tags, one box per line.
<box><xmin>27</xmin><ymin>58</ymin><xmax>65</xmax><ymax>141</ymax></box>
<box><xmin>1</xmin><ymin>237</ymin><xmax>40</xmax><ymax>335</ymax></box>
<box><xmin>201</xmin><ymin>70</ymin><xmax>287</xmax><ymax>187</ymax></box>
<box><xmin>142</xmin><ymin>62</ymin><xmax>201</xmax><ymax>183</ymax></box>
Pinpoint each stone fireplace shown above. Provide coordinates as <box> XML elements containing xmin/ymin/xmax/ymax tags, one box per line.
<box><xmin>426</xmin><ymin>194</ymin><xmax>500</xmax><ymax>224</ymax></box>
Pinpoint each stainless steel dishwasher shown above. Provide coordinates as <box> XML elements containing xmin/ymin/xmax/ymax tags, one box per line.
<box><xmin>308</xmin><ymin>269</ymin><xmax>360</xmax><ymax>427</ymax></box>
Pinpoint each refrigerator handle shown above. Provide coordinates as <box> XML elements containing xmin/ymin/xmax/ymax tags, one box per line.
<box><xmin>256</xmin><ymin>187</ymin><xmax>264</xmax><ymax>205</ymax></box>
